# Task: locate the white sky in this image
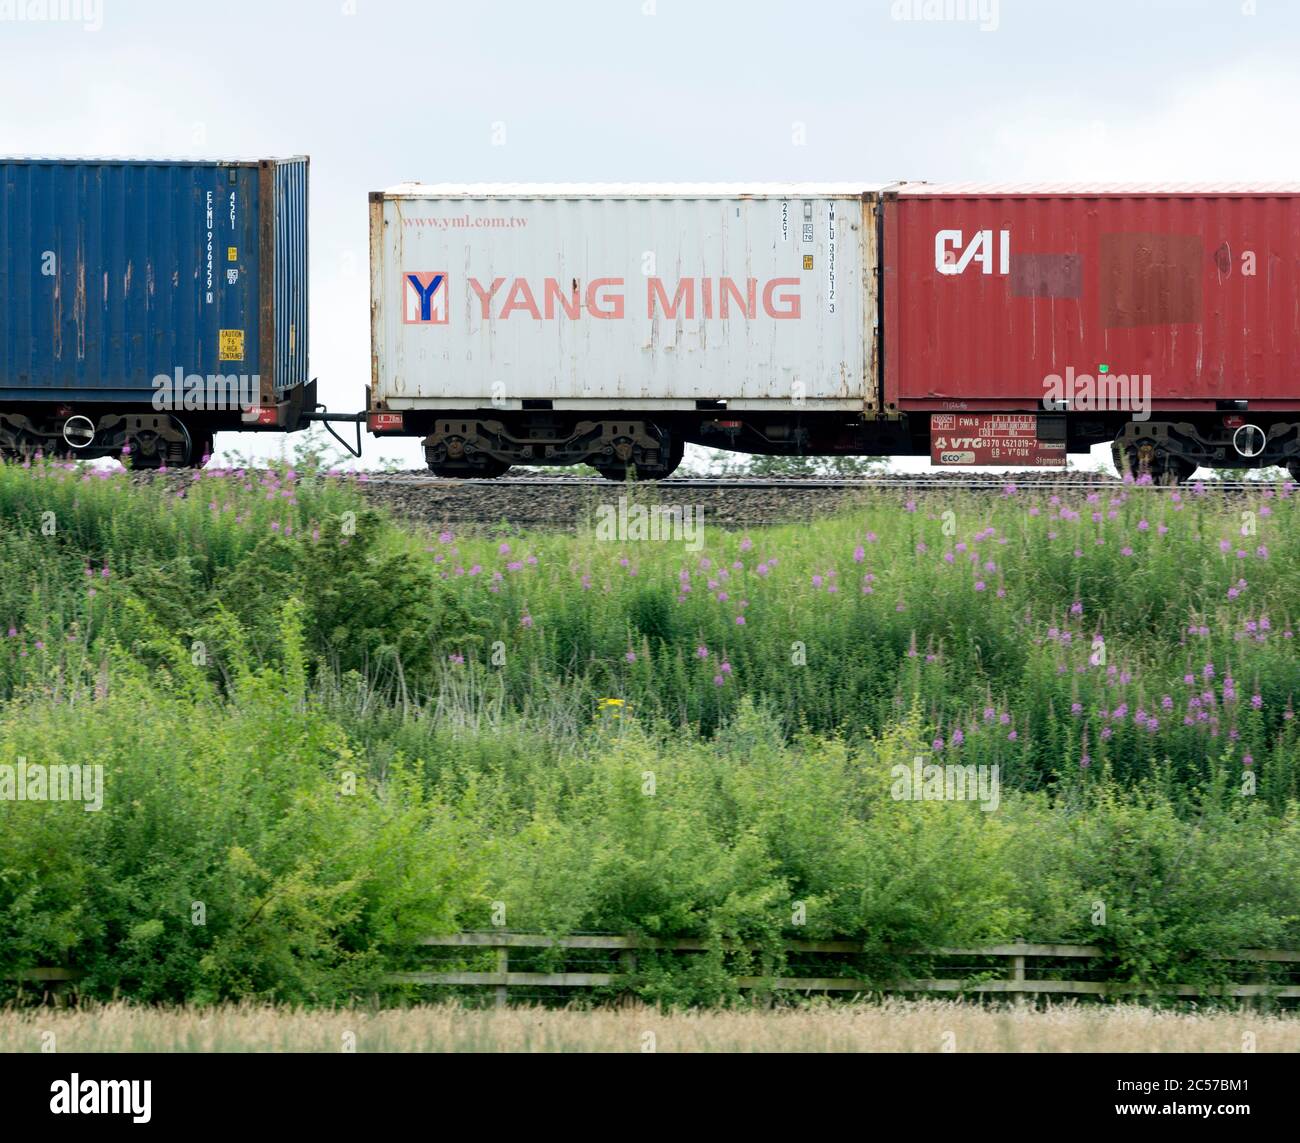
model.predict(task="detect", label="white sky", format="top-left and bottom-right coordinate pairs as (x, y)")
top-left (2, 0), bottom-right (1296, 471)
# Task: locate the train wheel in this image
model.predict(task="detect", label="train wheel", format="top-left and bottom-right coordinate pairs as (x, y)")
top-left (427, 457), bottom-right (512, 479)
top-left (123, 418), bottom-right (207, 470)
top-left (124, 431), bottom-right (168, 471)
top-left (186, 432), bottom-right (215, 469)
top-left (591, 436), bottom-right (684, 481)
top-left (1112, 440), bottom-right (1193, 484)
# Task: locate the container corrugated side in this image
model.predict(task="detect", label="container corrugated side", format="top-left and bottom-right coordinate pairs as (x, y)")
top-left (270, 157), bottom-right (309, 397)
top-left (884, 187), bottom-right (1300, 411)
top-left (0, 156), bottom-right (307, 406)
top-left (370, 187), bottom-right (878, 411)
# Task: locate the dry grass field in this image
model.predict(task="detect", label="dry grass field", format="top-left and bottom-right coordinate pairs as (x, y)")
top-left (2, 1000), bottom-right (1296, 1053)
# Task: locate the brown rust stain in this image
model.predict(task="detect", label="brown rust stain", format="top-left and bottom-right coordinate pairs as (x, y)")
top-left (1100, 232), bottom-right (1203, 328)
top-left (1213, 242), bottom-right (1232, 280)
top-left (51, 262), bottom-right (62, 359)
top-left (75, 252), bottom-right (86, 360)
top-left (1010, 253), bottom-right (1082, 299)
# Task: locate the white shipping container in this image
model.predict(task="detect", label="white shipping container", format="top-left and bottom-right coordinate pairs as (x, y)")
top-left (369, 184), bottom-right (882, 412)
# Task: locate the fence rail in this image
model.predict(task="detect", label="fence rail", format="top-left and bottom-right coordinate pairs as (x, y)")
top-left (17, 938), bottom-right (1300, 1005)
top-left (385, 934), bottom-right (1300, 1006)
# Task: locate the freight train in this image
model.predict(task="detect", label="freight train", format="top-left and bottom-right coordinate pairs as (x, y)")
top-left (5, 160), bottom-right (1299, 483)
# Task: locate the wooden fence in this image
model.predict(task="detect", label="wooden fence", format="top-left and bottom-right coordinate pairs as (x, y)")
top-left (385, 933), bottom-right (1300, 1007)
top-left (6, 967), bottom-right (81, 1004)
top-left (17, 937), bottom-right (1300, 1006)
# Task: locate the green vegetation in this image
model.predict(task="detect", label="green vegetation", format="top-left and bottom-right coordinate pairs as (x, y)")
top-left (0, 460), bottom-right (1298, 1005)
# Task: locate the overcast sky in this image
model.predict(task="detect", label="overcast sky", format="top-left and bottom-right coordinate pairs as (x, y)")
top-left (3, 0), bottom-right (1296, 470)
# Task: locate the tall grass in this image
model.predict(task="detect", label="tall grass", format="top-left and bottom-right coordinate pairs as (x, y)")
top-left (1, 461), bottom-right (1299, 1004)
top-left (1, 461), bottom-right (1296, 801)
top-left (2, 999), bottom-right (1293, 1053)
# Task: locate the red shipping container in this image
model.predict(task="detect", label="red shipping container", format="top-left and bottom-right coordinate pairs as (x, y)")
top-left (883, 184), bottom-right (1300, 414)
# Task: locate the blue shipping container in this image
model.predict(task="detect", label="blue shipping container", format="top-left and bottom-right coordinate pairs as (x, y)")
top-left (0, 156), bottom-right (308, 413)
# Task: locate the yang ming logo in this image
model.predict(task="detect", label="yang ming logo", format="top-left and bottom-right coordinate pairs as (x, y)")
top-left (404, 271), bottom-right (448, 324)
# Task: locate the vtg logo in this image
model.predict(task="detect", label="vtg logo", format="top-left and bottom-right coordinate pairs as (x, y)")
top-left (935, 230), bottom-right (1010, 276)
top-left (404, 271), bottom-right (448, 324)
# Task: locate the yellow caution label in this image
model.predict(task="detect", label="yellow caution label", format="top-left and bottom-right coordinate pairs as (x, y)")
top-left (803, 255), bottom-right (814, 270)
top-left (219, 329), bottom-right (245, 361)
top-left (227, 246), bottom-right (238, 262)
top-left (289, 324), bottom-right (296, 357)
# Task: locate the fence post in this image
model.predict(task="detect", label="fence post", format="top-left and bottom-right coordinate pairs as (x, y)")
top-left (495, 945), bottom-right (508, 1010)
top-left (619, 947), bottom-right (638, 1005)
top-left (1011, 943), bottom-right (1027, 1004)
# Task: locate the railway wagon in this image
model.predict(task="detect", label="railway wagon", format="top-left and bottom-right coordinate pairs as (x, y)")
top-left (884, 183), bottom-right (1300, 482)
top-left (367, 183), bottom-right (892, 478)
top-left (369, 181), bottom-right (1300, 481)
top-left (0, 156), bottom-right (313, 467)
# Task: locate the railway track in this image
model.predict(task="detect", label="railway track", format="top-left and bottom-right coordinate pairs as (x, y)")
top-left (342, 469), bottom-right (1292, 527)
top-left (110, 466), bottom-right (1293, 527)
top-left (359, 471), bottom-right (1286, 493)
